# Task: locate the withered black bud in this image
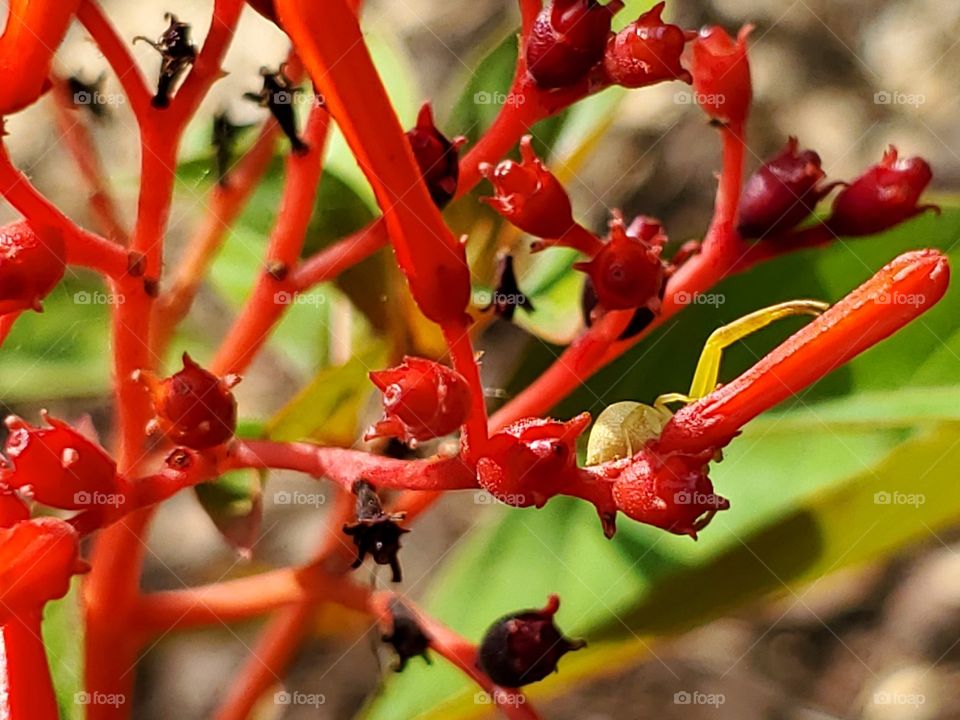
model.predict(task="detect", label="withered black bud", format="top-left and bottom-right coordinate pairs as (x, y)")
top-left (405, 103), bottom-right (462, 208)
top-left (133, 14), bottom-right (197, 108)
top-left (488, 255), bottom-right (534, 322)
top-left (244, 65), bottom-right (308, 155)
top-left (68, 74), bottom-right (109, 119)
top-left (477, 595), bottom-right (584, 688)
top-left (212, 112), bottom-right (252, 187)
top-left (581, 275), bottom-right (655, 339)
top-left (381, 599), bottom-right (431, 671)
top-left (342, 480), bottom-right (408, 582)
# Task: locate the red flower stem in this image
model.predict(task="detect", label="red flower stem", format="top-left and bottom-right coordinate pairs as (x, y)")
top-left (76, 0), bottom-right (153, 122)
top-left (0, 141), bottom-right (128, 277)
top-left (210, 489), bottom-right (356, 720)
top-left (150, 120), bottom-right (281, 356)
top-left (289, 216), bottom-right (389, 290)
top-left (0, 612), bottom-right (60, 720)
top-left (277, 0), bottom-right (471, 325)
top-left (49, 76), bottom-right (130, 245)
top-left (443, 320), bottom-right (491, 459)
top-left (210, 105), bottom-right (331, 377)
top-left (224, 439), bottom-right (478, 491)
top-left (558, 223), bottom-right (605, 256)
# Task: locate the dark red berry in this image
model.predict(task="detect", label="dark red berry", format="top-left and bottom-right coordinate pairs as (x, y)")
top-left (147, 353), bottom-right (239, 449)
top-left (602, 2), bottom-right (692, 88)
top-left (581, 276), bottom-right (656, 339)
top-left (689, 25), bottom-right (752, 125)
top-left (827, 146), bottom-right (936, 236)
top-left (738, 137), bottom-right (837, 239)
top-left (365, 357), bottom-right (471, 445)
top-left (3, 413), bottom-right (122, 512)
top-left (478, 595), bottom-right (585, 688)
top-left (0, 220), bottom-right (66, 315)
top-left (480, 136), bottom-right (576, 239)
top-left (525, 0), bottom-right (624, 89)
top-left (488, 254), bottom-right (534, 322)
top-left (342, 480), bottom-right (408, 582)
top-left (406, 103), bottom-right (463, 208)
top-left (574, 212), bottom-right (666, 314)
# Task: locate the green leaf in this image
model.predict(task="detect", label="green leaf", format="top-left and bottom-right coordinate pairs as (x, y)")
top-left (194, 470), bottom-right (264, 554)
top-left (45, 578), bottom-right (84, 720)
top-left (365, 208), bottom-right (960, 717)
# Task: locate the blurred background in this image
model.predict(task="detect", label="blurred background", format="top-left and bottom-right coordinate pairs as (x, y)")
top-left (3, 0), bottom-right (960, 718)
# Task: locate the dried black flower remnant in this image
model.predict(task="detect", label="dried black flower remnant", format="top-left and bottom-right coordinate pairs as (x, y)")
top-left (68, 74), bottom-right (109, 119)
top-left (212, 113), bottom-right (252, 186)
top-left (244, 66), bottom-right (307, 154)
top-left (134, 14), bottom-right (197, 108)
top-left (342, 480), bottom-right (408, 582)
top-left (478, 595), bottom-right (585, 687)
top-left (489, 254), bottom-right (534, 322)
top-left (381, 599), bottom-right (431, 671)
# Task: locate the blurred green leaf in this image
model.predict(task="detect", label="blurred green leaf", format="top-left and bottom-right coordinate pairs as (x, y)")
top-left (194, 470), bottom-right (264, 554)
top-left (45, 578), bottom-right (84, 720)
top-left (365, 208), bottom-right (960, 718)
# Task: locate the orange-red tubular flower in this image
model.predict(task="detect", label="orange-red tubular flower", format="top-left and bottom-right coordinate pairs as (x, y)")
top-left (0, 517), bottom-right (85, 720)
top-left (0, 0), bottom-right (82, 115)
top-left (689, 25), bottom-right (752, 126)
top-left (658, 249), bottom-right (950, 454)
top-left (274, 0), bottom-right (471, 325)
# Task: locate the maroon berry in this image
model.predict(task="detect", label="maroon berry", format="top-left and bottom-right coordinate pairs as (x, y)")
top-left (738, 137), bottom-right (835, 239)
top-left (525, 0), bottom-right (624, 89)
top-left (827, 146), bottom-right (936, 236)
top-left (478, 595), bottom-right (585, 687)
top-left (406, 103), bottom-right (463, 208)
top-left (602, 2), bottom-right (692, 88)
top-left (148, 353), bottom-right (239, 449)
top-left (381, 599), bottom-right (431, 671)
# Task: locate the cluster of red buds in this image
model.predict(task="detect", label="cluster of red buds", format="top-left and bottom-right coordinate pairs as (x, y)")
top-left (525, 1), bottom-right (692, 91)
top-left (739, 140), bottom-right (936, 239)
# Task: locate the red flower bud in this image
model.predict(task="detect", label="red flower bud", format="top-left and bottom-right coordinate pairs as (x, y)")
top-left (738, 137), bottom-right (836, 239)
top-left (0, 220), bottom-right (66, 315)
top-left (602, 2), bottom-right (692, 88)
top-left (145, 353), bottom-right (239, 449)
top-left (610, 446), bottom-right (728, 537)
top-left (480, 136), bottom-right (575, 239)
top-left (573, 212), bottom-right (666, 313)
top-left (3, 413), bottom-right (123, 513)
top-left (477, 413), bottom-right (590, 508)
top-left (0, 517), bottom-right (83, 619)
top-left (827, 147), bottom-right (936, 236)
top-left (689, 25), bottom-right (752, 125)
top-left (365, 357), bottom-right (472, 445)
top-left (406, 103), bottom-right (464, 209)
top-left (0, 486), bottom-right (29, 528)
top-left (478, 595), bottom-right (585, 687)
top-left (525, 0), bottom-right (624, 89)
